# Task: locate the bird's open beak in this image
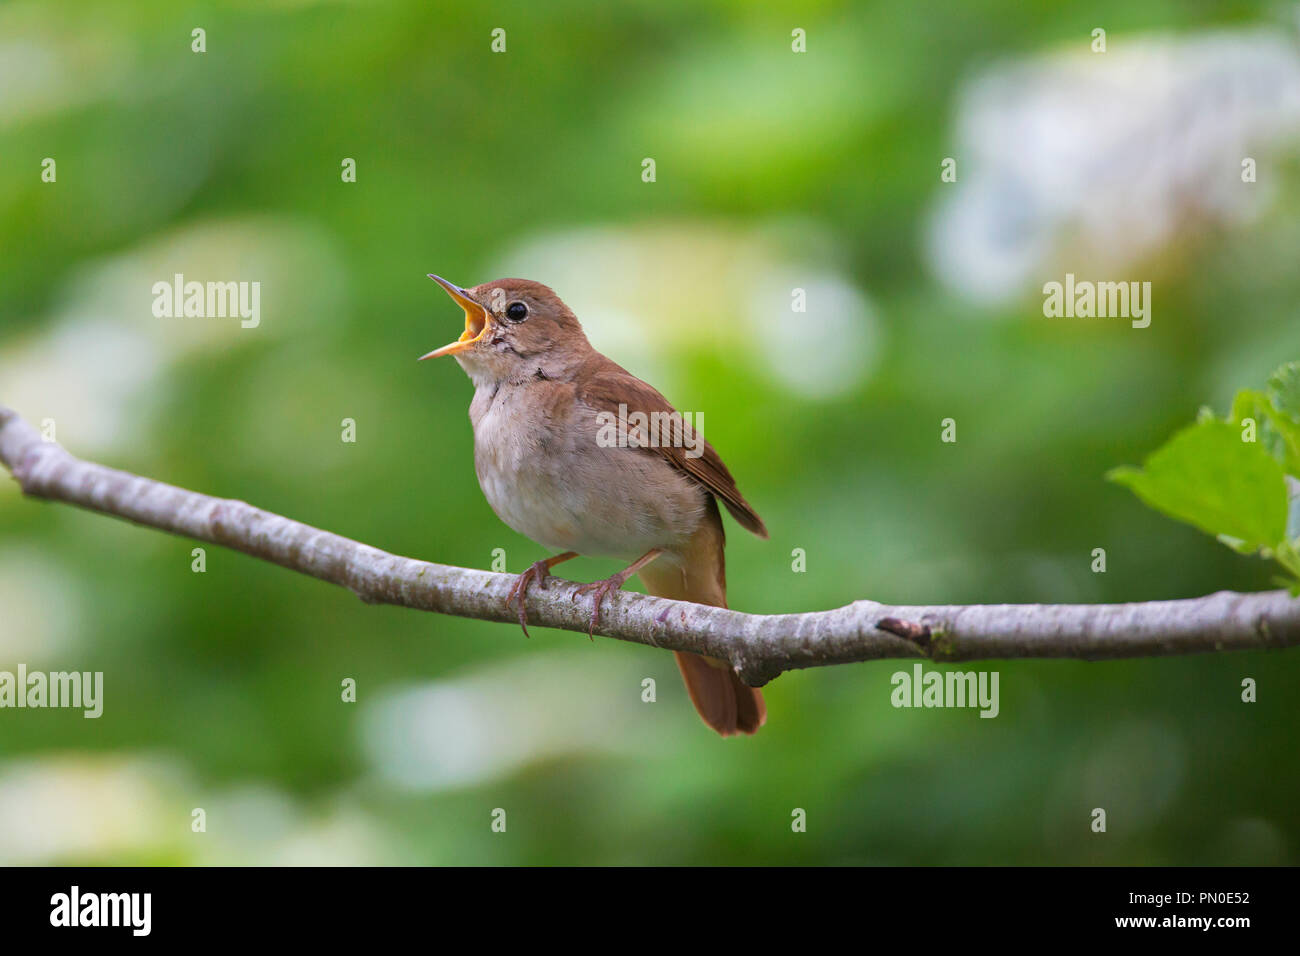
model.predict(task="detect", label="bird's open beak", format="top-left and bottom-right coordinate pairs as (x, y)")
top-left (419, 274), bottom-right (490, 360)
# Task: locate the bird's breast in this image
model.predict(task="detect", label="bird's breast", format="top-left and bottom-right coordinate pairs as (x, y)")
top-left (468, 383), bottom-right (707, 559)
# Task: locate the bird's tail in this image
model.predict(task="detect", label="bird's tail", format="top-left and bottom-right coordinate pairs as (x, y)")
top-left (637, 499), bottom-right (766, 736)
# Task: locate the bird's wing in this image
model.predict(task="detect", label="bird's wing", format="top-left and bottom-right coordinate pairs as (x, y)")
top-left (576, 355), bottom-right (769, 539)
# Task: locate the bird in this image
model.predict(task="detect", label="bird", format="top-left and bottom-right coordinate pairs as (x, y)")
top-left (419, 274), bottom-right (769, 736)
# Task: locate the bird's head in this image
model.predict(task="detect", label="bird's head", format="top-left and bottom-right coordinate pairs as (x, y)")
top-left (420, 275), bottom-right (591, 384)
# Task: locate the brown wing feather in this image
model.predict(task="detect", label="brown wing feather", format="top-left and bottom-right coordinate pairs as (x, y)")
top-left (576, 354), bottom-right (769, 539)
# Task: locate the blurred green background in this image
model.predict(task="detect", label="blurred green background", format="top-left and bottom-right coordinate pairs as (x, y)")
top-left (2, 0), bottom-right (1298, 865)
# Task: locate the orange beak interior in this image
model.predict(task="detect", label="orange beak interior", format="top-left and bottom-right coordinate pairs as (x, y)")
top-left (419, 274), bottom-right (490, 360)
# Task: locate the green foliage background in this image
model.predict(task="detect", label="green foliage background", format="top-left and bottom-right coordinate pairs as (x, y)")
top-left (0, 0), bottom-right (1297, 864)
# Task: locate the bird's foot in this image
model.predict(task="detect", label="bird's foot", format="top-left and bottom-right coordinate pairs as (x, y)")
top-left (507, 559), bottom-right (555, 638)
top-left (570, 549), bottom-right (663, 639)
top-left (572, 574), bottom-right (632, 638)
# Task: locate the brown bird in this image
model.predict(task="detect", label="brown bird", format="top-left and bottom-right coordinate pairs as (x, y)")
top-left (420, 274), bottom-right (769, 736)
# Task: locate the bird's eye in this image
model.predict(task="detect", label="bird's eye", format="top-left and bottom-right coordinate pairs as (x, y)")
top-left (505, 301), bottom-right (528, 322)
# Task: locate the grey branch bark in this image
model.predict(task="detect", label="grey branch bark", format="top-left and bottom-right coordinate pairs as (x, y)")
top-left (2, 405), bottom-right (1298, 686)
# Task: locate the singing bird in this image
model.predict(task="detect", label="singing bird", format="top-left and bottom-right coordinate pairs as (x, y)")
top-left (420, 274), bottom-right (769, 736)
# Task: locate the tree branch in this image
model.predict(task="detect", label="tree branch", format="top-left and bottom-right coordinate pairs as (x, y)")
top-left (2, 405), bottom-right (1297, 686)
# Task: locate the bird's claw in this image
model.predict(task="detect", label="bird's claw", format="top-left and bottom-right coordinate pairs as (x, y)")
top-left (507, 560), bottom-right (553, 638)
top-left (572, 576), bottom-right (626, 638)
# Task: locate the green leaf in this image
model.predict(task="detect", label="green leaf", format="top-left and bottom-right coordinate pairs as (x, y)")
top-left (1229, 388), bottom-right (1270, 425)
top-left (1107, 421), bottom-right (1288, 551)
top-left (1263, 363), bottom-right (1300, 477)
top-left (1227, 386), bottom-right (1300, 478)
top-left (1288, 476), bottom-right (1300, 544)
top-left (1268, 362), bottom-right (1300, 421)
